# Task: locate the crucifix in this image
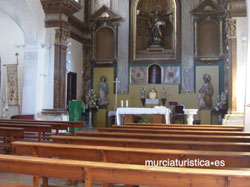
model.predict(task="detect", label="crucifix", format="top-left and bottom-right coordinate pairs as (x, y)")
top-left (113, 77), bottom-right (120, 109)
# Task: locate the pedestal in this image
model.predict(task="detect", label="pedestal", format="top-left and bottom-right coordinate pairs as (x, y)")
top-left (183, 109), bottom-right (198, 125)
top-left (200, 110), bottom-right (212, 124)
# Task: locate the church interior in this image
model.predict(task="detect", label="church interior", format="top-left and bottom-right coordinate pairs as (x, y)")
top-left (1, 0), bottom-right (250, 186)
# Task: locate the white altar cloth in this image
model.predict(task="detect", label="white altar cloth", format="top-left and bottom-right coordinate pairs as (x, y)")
top-left (116, 106), bottom-right (171, 125)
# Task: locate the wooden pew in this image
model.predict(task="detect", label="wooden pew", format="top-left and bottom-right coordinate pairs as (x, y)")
top-left (0, 127), bottom-right (24, 153)
top-left (0, 183), bottom-right (31, 187)
top-left (110, 125), bottom-right (243, 131)
top-left (0, 119), bottom-right (83, 135)
top-left (98, 128), bottom-right (250, 136)
top-left (77, 131), bottom-right (250, 143)
top-left (12, 141), bottom-right (250, 169)
top-left (51, 135), bottom-right (250, 152)
top-left (1, 154), bottom-right (250, 187)
top-left (125, 123), bottom-right (244, 129)
top-left (99, 127), bottom-right (243, 134)
top-left (0, 124), bottom-right (51, 142)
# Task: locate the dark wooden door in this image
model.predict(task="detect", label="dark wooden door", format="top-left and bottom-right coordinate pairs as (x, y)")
top-left (67, 72), bottom-right (77, 106)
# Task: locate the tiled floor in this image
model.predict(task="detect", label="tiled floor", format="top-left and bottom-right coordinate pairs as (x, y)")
top-left (0, 173), bottom-right (102, 186)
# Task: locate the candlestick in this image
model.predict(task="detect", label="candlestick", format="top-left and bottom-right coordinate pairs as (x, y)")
top-left (121, 100), bottom-right (124, 107)
top-left (126, 100), bottom-right (128, 107)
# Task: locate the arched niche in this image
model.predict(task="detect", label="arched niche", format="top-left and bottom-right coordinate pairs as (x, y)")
top-left (130, 0), bottom-right (181, 63)
top-left (95, 27), bottom-right (114, 60)
top-left (191, 0), bottom-right (225, 63)
top-left (197, 19), bottom-right (220, 57)
top-left (148, 64), bottom-right (162, 84)
top-left (90, 5), bottom-right (122, 65)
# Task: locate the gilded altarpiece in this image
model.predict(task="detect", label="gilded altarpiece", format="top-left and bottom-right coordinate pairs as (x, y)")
top-left (131, 0), bottom-right (181, 63)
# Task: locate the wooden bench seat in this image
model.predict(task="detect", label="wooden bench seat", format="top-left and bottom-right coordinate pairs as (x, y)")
top-left (12, 141), bottom-right (250, 169)
top-left (99, 127), bottom-right (243, 135)
top-left (0, 183), bottom-right (31, 187)
top-left (77, 131), bottom-right (250, 142)
top-left (51, 135), bottom-right (250, 152)
top-left (0, 121), bottom-right (67, 135)
top-left (0, 127), bottom-right (24, 153)
top-left (98, 128), bottom-right (250, 136)
top-left (110, 125), bottom-right (243, 131)
top-left (125, 123), bottom-right (244, 129)
top-left (0, 119), bottom-right (83, 135)
top-left (0, 124), bottom-right (51, 142)
top-left (1, 154), bottom-right (250, 187)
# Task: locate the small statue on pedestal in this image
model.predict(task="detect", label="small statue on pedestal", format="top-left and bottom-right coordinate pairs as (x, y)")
top-left (161, 87), bottom-right (167, 106)
top-left (141, 88), bottom-right (146, 107)
top-left (198, 74), bottom-right (213, 110)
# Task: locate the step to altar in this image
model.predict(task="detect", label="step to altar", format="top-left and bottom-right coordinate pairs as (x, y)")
top-left (222, 112), bottom-right (244, 126)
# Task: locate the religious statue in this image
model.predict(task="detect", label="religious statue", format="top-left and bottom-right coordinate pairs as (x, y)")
top-left (147, 8), bottom-right (172, 47)
top-left (198, 74), bottom-right (213, 110)
top-left (140, 88), bottom-right (146, 107)
top-left (161, 87), bottom-right (166, 106)
top-left (148, 12), bottom-right (166, 46)
top-left (98, 76), bottom-right (109, 108)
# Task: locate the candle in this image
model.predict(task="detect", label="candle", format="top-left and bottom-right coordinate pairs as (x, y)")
top-left (121, 100), bottom-right (124, 107)
top-left (126, 100), bottom-right (128, 107)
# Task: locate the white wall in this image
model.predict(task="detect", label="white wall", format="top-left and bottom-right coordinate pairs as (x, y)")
top-left (67, 39), bottom-right (83, 101)
top-left (0, 10), bottom-right (25, 117)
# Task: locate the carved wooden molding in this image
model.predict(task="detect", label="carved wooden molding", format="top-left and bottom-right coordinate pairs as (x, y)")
top-left (89, 5), bottom-right (122, 23)
top-left (90, 6), bottom-right (122, 65)
top-left (191, 0), bottom-right (225, 63)
top-left (191, 0), bottom-right (225, 17)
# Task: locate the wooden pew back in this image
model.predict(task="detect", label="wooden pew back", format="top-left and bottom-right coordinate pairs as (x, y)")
top-left (1, 154), bottom-right (250, 187)
top-left (51, 135), bottom-right (250, 152)
top-left (12, 141), bottom-right (250, 169)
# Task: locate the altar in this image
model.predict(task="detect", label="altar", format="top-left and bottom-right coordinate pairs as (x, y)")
top-left (116, 106), bottom-right (171, 125)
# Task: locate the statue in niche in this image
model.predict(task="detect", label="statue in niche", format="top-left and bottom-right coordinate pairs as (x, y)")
top-left (198, 74), bottom-right (213, 110)
top-left (148, 10), bottom-right (166, 46)
top-left (98, 76), bottom-right (109, 108)
top-left (138, 5), bottom-right (173, 48)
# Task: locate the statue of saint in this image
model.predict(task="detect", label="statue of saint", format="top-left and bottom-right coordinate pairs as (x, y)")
top-left (98, 76), bottom-right (109, 108)
top-left (148, 10), bottom-right (166, 46)
top-left (141, 88), bottom-right (145, 99)
top-left (198, 74), bottom-right (213, 110)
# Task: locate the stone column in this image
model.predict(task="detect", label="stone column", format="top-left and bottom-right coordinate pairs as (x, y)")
top-left (53, 28), bottom-right (69, 109)
top-left (114, 0), bottom-right (129, 93)
top-left (181, 0), bottom-right (196, 91)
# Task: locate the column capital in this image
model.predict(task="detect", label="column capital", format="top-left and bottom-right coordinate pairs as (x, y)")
top-left (226, 18), bottom-right (237, 39)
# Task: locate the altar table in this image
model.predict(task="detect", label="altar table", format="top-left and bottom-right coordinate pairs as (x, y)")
top-left (116, 106), bottom-right (171, 125)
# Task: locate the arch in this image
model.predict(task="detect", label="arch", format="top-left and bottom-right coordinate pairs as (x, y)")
top-left (197, 19), bottom-right (220, 57)
top-left (148, 64), bottom-right (162, 84)
top-left (0, 0), bottom-right (38, 45)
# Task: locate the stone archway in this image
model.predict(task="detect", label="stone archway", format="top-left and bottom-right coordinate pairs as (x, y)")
top-left (0, 0), bottom-right (40, 116)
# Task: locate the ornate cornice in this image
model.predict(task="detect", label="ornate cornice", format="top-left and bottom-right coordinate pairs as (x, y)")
top-left (41, 0), bottom-right (82, 17)
top-left (89, 5), bottom-right (122, 23)
top-left (191, 0), bottom-right (225, 16)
